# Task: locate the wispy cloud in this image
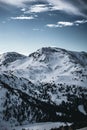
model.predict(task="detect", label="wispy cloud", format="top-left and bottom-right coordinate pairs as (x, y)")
top-left (0, 0), bottom-right (87, 17)
top-left (48, 0), bottom-right (87, 17)
top-left (33, 28), bottom-right (45, 31)
top-left (2, 21), bottom-right (6, 24)
top-left (46, 19), bottom-right (87, 28)
top-left (23, 0), bottom-right (84, 16)
top-left (75, 19), bottom-right (87, 24)
top-left (0, 0), bottom-right (35, 7)
top-left (11, 16), bottom-right (34, 20)
top-left (33, 28), bottom-right (40, 31)
top-left (0, 0), bottom-right (24, 7)
top-left (48, 0), bottom-right (81, 16)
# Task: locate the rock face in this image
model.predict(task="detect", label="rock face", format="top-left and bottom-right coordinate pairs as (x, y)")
top-left (0, 47), bottom-right (87, 127)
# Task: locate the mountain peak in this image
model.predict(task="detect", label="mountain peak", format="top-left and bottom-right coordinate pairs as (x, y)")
top-left (29, 47), bottom-right (67, 60)
top-left (36, 47), bottom-right (67, 54)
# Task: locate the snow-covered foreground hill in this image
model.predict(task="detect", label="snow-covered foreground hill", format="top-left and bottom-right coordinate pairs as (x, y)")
top-left (77, 127), bottom-right (87, 130)
top-left (0, 47), bottom-right (87, 129)
top-left (13, 122), bottom-right (70, 130)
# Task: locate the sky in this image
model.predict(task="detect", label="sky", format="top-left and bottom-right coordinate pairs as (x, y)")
top-left (0, 0), bottom-right (87, 55)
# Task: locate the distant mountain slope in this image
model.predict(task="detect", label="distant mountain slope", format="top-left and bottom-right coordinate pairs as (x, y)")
top-left (0, 52), bottom-right (26, 66)
top-left (0, 47), bottom-right (87, 129)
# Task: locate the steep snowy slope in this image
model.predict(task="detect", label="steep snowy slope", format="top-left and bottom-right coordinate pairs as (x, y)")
top-left (0, 47), bottom-right (87, 129)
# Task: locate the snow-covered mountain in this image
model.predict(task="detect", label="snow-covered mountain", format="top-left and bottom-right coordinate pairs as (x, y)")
top-left (0, 47), bottom-right (87, 129)
top-left (0, 47), bottom-right (87, 86)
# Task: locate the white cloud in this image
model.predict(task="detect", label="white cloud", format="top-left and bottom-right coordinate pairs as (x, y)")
top-left (57, 21), bottom-right (74, 27)
top-left (21, 8), bottom-right (26, 12)
top-left (46, 24), bottom-right (59, 28)
top-left (75, 19), bottom-right (87, 24)
top-left (26, 4), bottom-right (49, 13)
top-left (11, 16), bottom-right (34, 20)
top-left (46, 19), bottom-right (87, 28)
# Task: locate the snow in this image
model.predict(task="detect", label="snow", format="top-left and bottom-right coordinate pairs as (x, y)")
top-left (56, 112), bottom-right (62, 116)
top-left (0, 85), bottom-right (7, 111)
top-left (78, 105), bottom-right (87, 115)
top-left (13, 122), bottom-right (71, 130)
top-left (77, 127), bottom-right (87, 130)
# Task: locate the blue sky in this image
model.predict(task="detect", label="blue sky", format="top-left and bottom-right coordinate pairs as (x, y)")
top-left (0, 0), bottom-right (87, 55)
